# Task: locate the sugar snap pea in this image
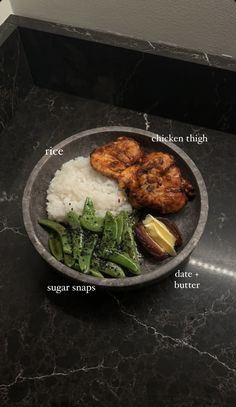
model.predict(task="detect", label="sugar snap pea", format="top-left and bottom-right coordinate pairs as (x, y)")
top-left (67, 210), bottom-right (84, 265)
top-left (122, 215), bottom-right (140, 269)
top-left (48, 233), bottom-right (63, 262)
top-left (64, 230), bottom-right (75, 267)
top-left (100, 212), bottom-right (140, 274)
top-left (128, 210), bottom-right (140, 227)
top-left (72, 230), bottom-right (84, 262)
top-left (39, 199), bottom-right (142, 278)
top-left (79, 233), bottom-right (98, 274)
top-left (73, 262), bottom-right (81, 271)
top-left (67, 210), bottom-right (80, 229)
top-left (91, 257), bottom-right (125, 278)
top-left (102, 261), bottom-right (125, 278)
top-left (80, 198), bottom-right (104, 232)
top-left (89, 269), bottom-right (104, 278)
top-left (38, 218), bottom-right (72, 255)
top-left (80, 215), bottom-right (104, 232)
top-left (116, 212), bottom-right (124, 246)
top-left (106, 250), bottom-right (140, 275)
top-left (99, 211), bottom-right (117, 255)
top-left (83, 197), bottom-right (95, 216)
top-left (64, 253), bottom-right (75, 267)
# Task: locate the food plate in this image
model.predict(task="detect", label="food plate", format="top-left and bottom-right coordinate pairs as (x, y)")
top-left (22, 126), bottom-right (208, 290)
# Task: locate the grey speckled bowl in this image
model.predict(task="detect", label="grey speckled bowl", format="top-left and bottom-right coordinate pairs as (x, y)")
top-left (22, 126), bottom-right (208, 290)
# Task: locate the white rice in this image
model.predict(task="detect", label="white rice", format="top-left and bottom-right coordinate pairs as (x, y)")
top-left (46, 156), bottom-right (132, 222)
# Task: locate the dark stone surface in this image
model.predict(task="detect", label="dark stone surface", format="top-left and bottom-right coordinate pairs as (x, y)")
top-left (0, 87), bottom-right (236, 406)
top-left (0, 28), bottom-right (33, 134)
top-left (18, 26), bottom-right (236, 135)
top-left (2, 15), bottom-right (236, 135)
top-left (9, 15), bottom-right (236, 73)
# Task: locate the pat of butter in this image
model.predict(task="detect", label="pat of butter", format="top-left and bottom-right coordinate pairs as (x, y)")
top-left (143, 215), bottom-right (176, 246)
top-left (143, 215), bottom-right (177, 256)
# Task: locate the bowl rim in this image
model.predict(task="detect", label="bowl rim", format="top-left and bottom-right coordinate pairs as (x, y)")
top-left (22, 126), bottom-right (208, 288)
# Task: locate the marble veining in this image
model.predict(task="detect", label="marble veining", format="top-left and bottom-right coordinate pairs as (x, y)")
top-left (1, 15), bottom-right (236, 406)
top-left (143, 113), bottom-right (150, 131)
top-left (8, 15), bottom-right (236, 73)
top-left (110, 293), bottom-right (236, 374)
top-left (1, 15), bottom-right (235, 134)
top-left (0, 87), bottom-right (236, 406)
top-left (0, 217), bottom-right (26, 237)
top-left (16, 24), bottom-right (236, 134)
top-left (0, 192), bottom-right (18, 202)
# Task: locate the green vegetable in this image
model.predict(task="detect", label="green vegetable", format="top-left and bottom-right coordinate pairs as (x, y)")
top-left (116, 212), bottom-right (124, 246)
top-left (89, 269), bottom-right (104, 278)
top-left (80, 198), bottom-right (104, 232)
top-left (102, 261), bottom-right (125, 278)
top-left (48, 233), bottom-right (63, 261)
top-left (39, 218), bottom-right (72, 255)
top-left (79, 233), bottom-right (98, 274)
top-left (128, 210), bottom-right (140, 227)
top-left (64, 253), bottom-right (75, 267)
top-left (39, 200), bottom-right (141, 279)
top-left (80, 215), bottom-right (104, 232)
top-left (66, 210), bottom-right (84, 268)
top-left (64, 230), bottom-right (75, 267)
top-left (97, 209), bottom-right (140, 275)
top-left (82, 197), bottom-right (95, 216)
top-left (99, 211), bottom-right (118, 255)
top-left (91, 257), bottom-right (125, 278)
top-left (73, 262), bottom-right (81, 271)
top-left (67, 210), bottom-right (80, 229)
top-left (122, 214), bottom-right (140, 268)
top-left (72, 230), bottom-right (84, 262)
top-left (106, 251), bottom-right (140, 275)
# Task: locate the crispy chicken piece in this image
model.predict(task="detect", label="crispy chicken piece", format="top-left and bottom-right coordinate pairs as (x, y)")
top-left (119, 152), bottom-right (194, 213)
top-left (142, 151), bottom-right (175, 173)
top-left (90, 137), bottom-right (143, 180)
top-left (90, 139), bottom-right (194, 214)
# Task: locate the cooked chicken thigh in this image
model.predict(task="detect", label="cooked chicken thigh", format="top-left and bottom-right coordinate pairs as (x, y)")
top-left (90, 136), bottom-right (143, 180)
top-left (90, 138), bottom-right (194, 214)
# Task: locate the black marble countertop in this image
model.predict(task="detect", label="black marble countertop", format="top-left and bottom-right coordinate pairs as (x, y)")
top-left (1, 86), bottom-right (236, 406)
top-left (6, 15), bottom-right (236, 73)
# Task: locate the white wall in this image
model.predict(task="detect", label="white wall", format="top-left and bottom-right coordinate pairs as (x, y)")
top-left (0, 0), bottom-right (13, 25)
top-left (9, 0), bottom-right (236, 58)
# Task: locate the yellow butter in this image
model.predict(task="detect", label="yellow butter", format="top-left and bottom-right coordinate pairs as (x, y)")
top-left (143, 215), bottom-right (177, 256)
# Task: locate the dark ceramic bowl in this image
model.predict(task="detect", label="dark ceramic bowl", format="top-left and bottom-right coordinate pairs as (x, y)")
top-left (22, 126), bottom-right (208, 290)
